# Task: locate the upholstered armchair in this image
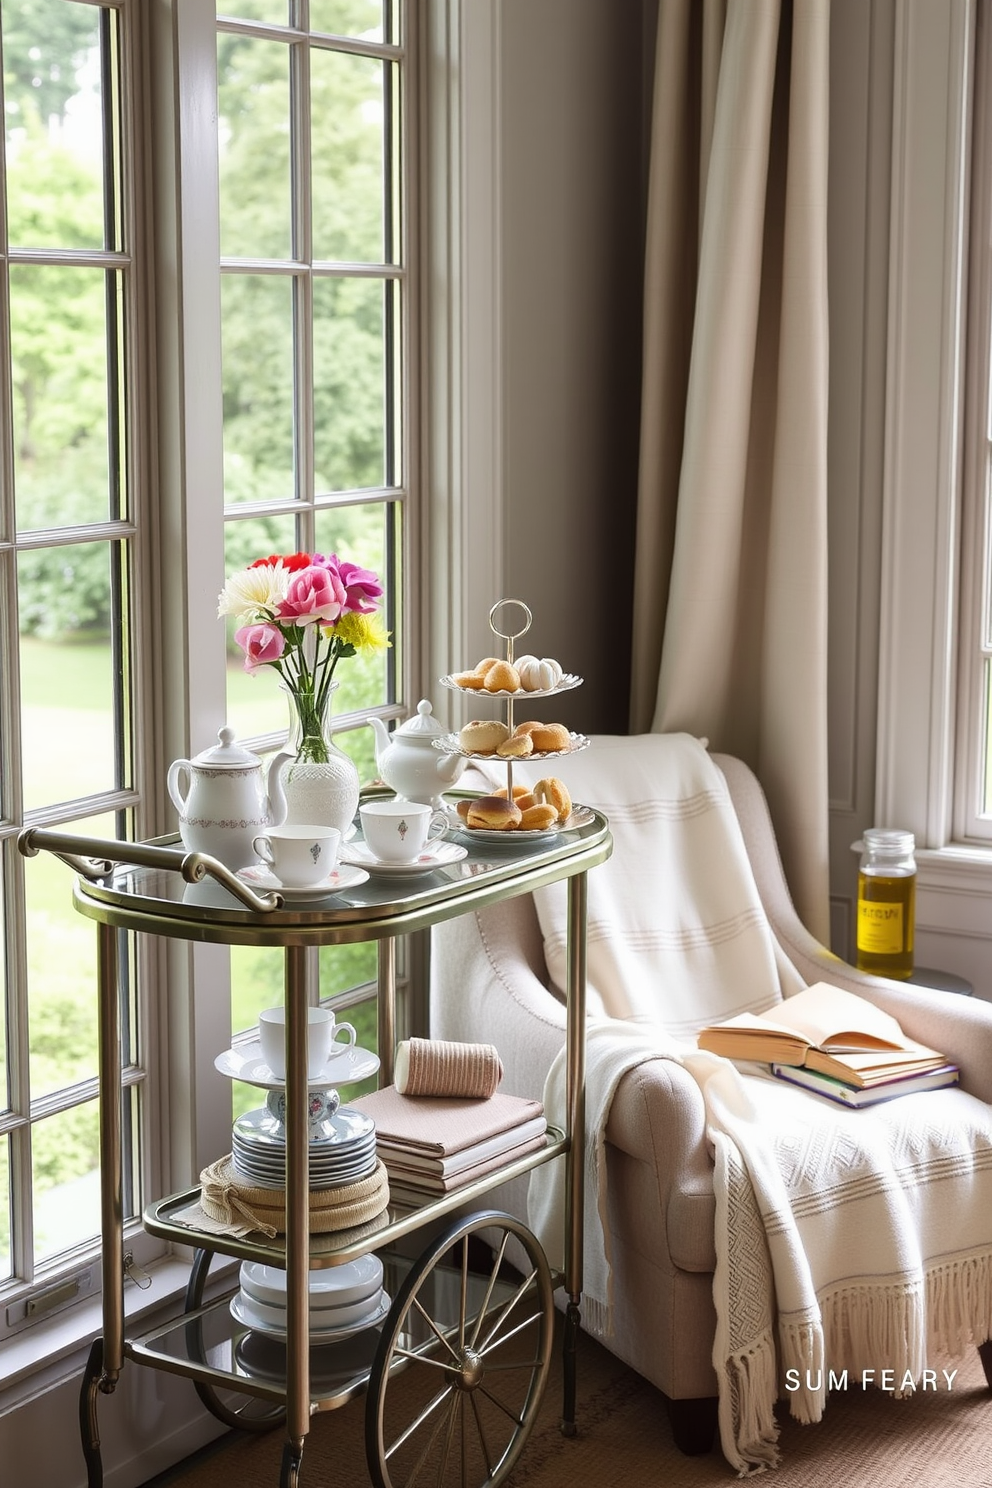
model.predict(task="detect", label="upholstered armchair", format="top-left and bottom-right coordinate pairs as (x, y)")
top-left (429, 740), bottom-right (992, 1455)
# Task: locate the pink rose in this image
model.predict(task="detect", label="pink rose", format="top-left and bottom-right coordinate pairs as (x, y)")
top-left (327, 554), bottom-right (383, 613)
top-left (235, 622), bottom-right (286, 671)
top-left (276, 563), bottom-right (346, 625)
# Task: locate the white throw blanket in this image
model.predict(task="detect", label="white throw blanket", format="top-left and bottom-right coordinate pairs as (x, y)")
top-left (525, 734), bottom-right (992, 1473)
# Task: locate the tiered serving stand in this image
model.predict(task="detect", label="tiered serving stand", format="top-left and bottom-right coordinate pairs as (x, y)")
top-left (17, 607), bottom-right (610, 1488)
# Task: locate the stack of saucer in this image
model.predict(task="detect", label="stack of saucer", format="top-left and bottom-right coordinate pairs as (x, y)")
top-left (231, 1099), bottom-right (377, 1192)
top-left (231, 1255), bottom-right (390, 1342)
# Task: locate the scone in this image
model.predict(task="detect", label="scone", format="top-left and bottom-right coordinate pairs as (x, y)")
top-left (483, 659), bottom-right (521, 693)
top-left (496, 732), bottom-right (534, 758)
top-left (534, 776), bottom-right (572, 823)
top-left (530, 722), bottom-right (572, 753)
top-left (458, 719), bottom-right (510, 754)
top-left (519, 803), bottom-right (557, 830)
top-left (465, 795), bottom-right (522, 831)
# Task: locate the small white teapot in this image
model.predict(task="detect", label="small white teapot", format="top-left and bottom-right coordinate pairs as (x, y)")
top-left (367, 700), bottom-right (467, 807)
top-left (167, 727), bottom-right (291, 871)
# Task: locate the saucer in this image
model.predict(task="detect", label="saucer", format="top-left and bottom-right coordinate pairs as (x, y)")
top-left (236, 863), bottom-right (370, 898)
top-left (214, 1038), bottom-right (380, 1090)
top-left (230, 1288), bottom-right (391, 1342)
top-left (339, 840), bottom-right (468, 877)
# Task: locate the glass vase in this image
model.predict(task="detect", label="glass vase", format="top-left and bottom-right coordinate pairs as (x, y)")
top-left (277, 680), bottom-right (361, 837)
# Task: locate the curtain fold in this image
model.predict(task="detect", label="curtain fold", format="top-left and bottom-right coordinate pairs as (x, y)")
top-left (632, 0), bottom-right (830, 942)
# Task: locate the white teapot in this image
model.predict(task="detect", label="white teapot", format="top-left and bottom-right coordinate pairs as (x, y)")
top-left (167, 727), bottom-right (291, 871)
top-left (367, 700), bottom-right (467, 807)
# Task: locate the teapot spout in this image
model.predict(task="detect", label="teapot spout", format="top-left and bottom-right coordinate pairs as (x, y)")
top-left (437, 752), bottom-right (467, 787)
top-left (266, 750), bottom-right (292, 826)
top-left (367, 715), bottom-right (391, 773)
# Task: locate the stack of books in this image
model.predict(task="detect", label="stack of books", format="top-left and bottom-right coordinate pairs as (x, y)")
top-left (696, 981), bottom-right (960, 1108)
top-left (351, 1085), bottom-right (548, 1203)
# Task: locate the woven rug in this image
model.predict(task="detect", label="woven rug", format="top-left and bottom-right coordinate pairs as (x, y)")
top-left (145, 1319), bottom-right (992, 1488)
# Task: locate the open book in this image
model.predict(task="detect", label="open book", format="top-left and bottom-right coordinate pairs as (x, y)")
top-left (696, 982), bottom-right (951, 1088)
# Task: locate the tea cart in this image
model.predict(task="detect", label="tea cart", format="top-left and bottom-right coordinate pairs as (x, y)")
top-left (18, 804), bottom-right (611, 1488)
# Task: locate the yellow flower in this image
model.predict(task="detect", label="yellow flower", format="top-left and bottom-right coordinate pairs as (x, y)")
top-left (328, 609), bottom-right (391, 655)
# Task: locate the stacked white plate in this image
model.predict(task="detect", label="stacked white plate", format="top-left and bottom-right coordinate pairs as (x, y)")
top-left (231, 1255), bottom-right (390, 1342)
top-left (231, 1102), bottom-right (377, 1191)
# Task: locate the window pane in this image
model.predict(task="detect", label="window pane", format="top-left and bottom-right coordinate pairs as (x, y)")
top-left (18, 548), bottom-right (121, 809)
top-left (222, 274), bottom-right (296, 503)
top-left (223, 516), bottom-right (298, 743)
top-left (218, 1), bottom-right (288, 23)
top-left (218, 35), bottom-right (292, 262)
top-left (10, 265), bottom-right (114, 531)
top-left (32, 1101), bottom-right (100, 1265)
top-left (313, 276), bottom-right (387, 492)
top-left (0, 1136), bottom-right (9, 1281)
top-left (310, 0), bottom-right (384, 43)
top-left (314, 502), bottom-right (393, 721)
top-left (0, 855), bottom-right (7, 1112)
top-left (311, 50), bottom-right (386, 264)
top-left (3, 0), bottom-right (104, 252)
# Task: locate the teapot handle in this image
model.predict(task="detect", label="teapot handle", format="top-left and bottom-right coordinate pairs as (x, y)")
top-left (167, 758), bottom-right (191, 816)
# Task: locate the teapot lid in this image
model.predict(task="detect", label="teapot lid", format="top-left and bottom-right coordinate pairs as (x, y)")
top-left (192, 726), bottom-right (260, 768)
top-left (394, 699), bottom-right (446, 740)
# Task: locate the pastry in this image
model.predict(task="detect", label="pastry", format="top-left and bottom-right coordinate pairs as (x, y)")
top-left (496, 732), bottom-right (534, 758)
top-left (494, 784), bottom-right (531, 802)
top-left (473, 656), bottom-right (502, 676)
top-left (452, 670), bottom-right (486, 689)
top-left (534, 776), bottom-right (572, 823)
top-left (512, 720), bottom-right (544, 737)
top-left (483, 659), bottom-right (521, 693)
top-left (530, 723), bottom-right (572, 753)
top-left (519, 803), bottom-right (557, 831)
top-left (456, 799), bottom-right (472, 820)
top-left (515, 655), bottom-right (564, 692)
top-left (465, 795), bottom-right (522, 831)
top-left (458, 719), bottom-right (510, 754)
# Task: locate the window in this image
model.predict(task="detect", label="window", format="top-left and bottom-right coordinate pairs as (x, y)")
top-left (957, 3), bottom-right (992, 843)
top-left (0, 0), bottom-right (150, 1335)
top-left (213, 0), bottom-right (410, 1108)
top-left (0, 0), bottom-right (414, 1345)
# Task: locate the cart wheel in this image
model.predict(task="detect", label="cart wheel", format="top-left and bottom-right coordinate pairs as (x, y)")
top-left (183, 1248), bottom-right (287, 1432)
top-left (366, 1210), bottom-right (554, 1488)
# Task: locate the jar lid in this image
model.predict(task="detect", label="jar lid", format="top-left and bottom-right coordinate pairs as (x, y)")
top-left (393, 699), bottom-right (446, 740)
top-left (862, 827), bottom-right (915, 856)
top-left (191, 726), bottom-right (260, 769)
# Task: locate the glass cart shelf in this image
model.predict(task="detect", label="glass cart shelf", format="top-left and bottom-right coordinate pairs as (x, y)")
top-left (19, 804), bottom-right (609, 1488)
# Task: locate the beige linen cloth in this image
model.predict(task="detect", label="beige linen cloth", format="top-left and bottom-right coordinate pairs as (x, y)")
top-left (524, 734), bottom-right (992, 1473)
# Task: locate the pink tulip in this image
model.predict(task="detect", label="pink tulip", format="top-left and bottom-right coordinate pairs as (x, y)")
top-left (276, 563), bottom-right (347, 625)
top-left (235, 622), bottom-right (286, 671)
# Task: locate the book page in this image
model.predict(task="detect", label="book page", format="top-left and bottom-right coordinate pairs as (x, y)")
top-left (768, 982), bottom-right (907, 1051)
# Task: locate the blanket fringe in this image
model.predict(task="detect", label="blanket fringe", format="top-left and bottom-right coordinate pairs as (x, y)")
top-left (926, 1250), bottom-right (992, 1356)
top-left (719, 1328), bottom-right (782, 1476)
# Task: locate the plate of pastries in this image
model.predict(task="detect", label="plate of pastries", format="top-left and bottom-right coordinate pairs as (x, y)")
top-left (438, 718), bottom-right (590, 761)
top-left (440, 653), bottom-right (581, 698)
top-left (450, 778), bottom-right (594, 843)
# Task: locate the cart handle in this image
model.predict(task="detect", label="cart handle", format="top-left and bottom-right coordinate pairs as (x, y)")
top-left (16, 828), bottom-right (280, 912)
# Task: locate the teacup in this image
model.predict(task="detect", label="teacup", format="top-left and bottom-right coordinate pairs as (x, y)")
top-left (359, 798), bottom-right (449, 863)
top-left (251, 824), bottom-right (341, 887)
top-left (258, 1005), bottom-right (357, 1080)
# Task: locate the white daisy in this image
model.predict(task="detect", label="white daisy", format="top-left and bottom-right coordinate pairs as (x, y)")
top-left (217, 561), bottom-right (290, 622)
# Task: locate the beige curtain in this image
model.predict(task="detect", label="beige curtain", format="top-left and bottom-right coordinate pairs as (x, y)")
top-left (632, 0), bottom-right (830, 942)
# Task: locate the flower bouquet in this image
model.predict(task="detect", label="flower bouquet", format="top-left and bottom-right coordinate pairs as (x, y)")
top-left (218, 550), bottom-right (390, 764)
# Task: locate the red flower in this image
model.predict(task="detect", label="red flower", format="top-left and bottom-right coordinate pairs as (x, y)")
top-left (249, 552), bottom-right (312, 572)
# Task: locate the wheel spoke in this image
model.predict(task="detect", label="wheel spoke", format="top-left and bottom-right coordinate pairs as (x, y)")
top-left (397, 1394), bottom-right (457, 1488)
top-left (479, 1311), bottom-right (544, 1357)
top-left (385, 1383), bottom-right (454, 1464)
top-left (468, 1232), bottom-right (511, 1350)
top-left (435, 1388), bottom-right (460, 1488)
top-left (391, 1345), bottom-right (459, 1373)
top-left (412, 1293), bottom-right (462, 1362)
top-left (477, 1269), bottom-right (538, 1353)
top-left (459, 1238), bottom-right (469, 1351)
top-left (469, 1387), bottom-right (497, 1478)
top-left (478, 1384), bottom-right (526, 1428)
top-left (479, 1356), bottom-right (544, 1373)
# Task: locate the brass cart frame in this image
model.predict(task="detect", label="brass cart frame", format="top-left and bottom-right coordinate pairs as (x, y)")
top-left (18, 813), bottom-right (611, 1488)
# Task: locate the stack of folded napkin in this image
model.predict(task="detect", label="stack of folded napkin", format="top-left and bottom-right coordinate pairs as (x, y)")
top-left (352, 1083), bottom-right (546, 1204)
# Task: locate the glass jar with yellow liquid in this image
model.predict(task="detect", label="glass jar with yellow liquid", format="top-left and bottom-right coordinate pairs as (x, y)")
top-left (856, 828), bottom-right (916, 979)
